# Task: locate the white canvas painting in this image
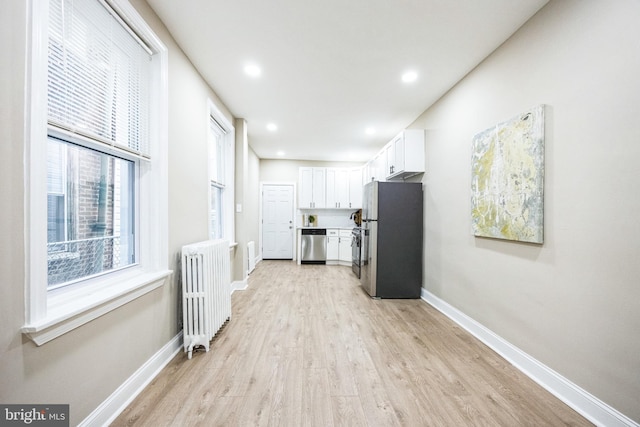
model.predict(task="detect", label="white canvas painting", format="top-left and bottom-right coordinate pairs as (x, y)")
top-left (471, 105), bottom-right (545, 243)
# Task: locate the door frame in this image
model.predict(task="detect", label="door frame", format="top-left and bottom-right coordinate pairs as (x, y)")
top-left (260, 181), bottom-right (297, 261)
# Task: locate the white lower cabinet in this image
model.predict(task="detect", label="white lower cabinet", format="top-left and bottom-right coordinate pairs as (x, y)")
top-left (327, 230), bottom-right (340, 261)
top-left (327, 229), bottom-right (352, 265)
top-left (339, 230), bottom-right (352, 263)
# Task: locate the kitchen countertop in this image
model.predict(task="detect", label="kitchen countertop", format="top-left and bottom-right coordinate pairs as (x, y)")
top-left (297, 226), bottom-right (356, 230)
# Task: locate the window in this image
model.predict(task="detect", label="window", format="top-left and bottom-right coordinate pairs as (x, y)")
top-left (47, 141), bottom-right (67, 246)
top-left (23, 0), bottom-right (170, 345)
top-left (207, 102), bottom-right (235, 242)
top-left (209, 117), bottom-right (226, 240)
top-left (210, 183), bottom-right (223, 240)
top-left (46, 0), bottom-right (147, 287)
top-left (47, 136), bottom-right (135, 289)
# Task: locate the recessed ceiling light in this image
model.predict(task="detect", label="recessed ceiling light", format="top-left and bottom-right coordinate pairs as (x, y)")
top-left (365, 127), bottom-right (376, 135)
top-left (276, 150), bottom-right (285, 156)
top-left (244, 63), bottom-right (261, 78)
top-left (267, 123), bottom-right (278, 131)
top-left (402, 70), bottom-right (418, 83)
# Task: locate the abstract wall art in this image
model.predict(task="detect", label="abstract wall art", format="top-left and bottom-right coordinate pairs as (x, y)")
top-left (471, 105), bottom-right (545, 244)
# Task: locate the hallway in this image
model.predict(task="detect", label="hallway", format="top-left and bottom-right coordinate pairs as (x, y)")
top-left (113, 261), bottom-right (590, 426)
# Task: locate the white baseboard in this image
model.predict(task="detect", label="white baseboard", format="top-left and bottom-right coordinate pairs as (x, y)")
top-left (326, 260), bottom-right (352, 267)
top-left (246, 256), bottom-right (262, 277)
top-left (231, 280), bottom-right (248, 293)
top-left (421, 289), bottom-right (639, 427)
top-left (79, 332), bottom-right (183, 427)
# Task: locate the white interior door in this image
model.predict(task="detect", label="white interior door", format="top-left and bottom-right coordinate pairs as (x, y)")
top-left (262, 184), bottom-right (294, 259)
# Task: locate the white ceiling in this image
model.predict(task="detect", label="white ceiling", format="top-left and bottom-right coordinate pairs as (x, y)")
top-left (146, 0), bottom-right (548, 162)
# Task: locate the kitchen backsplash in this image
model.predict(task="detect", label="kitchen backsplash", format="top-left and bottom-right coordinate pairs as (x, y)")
top-left (298, 208), bottom-right (359, 228)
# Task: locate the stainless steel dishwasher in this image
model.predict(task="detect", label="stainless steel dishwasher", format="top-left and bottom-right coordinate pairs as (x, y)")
top-left (301, 228), bottom-right (327, 264)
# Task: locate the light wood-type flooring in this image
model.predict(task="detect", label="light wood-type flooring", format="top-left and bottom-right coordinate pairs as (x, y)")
top-left (112, 261), bottom-right (591, 426)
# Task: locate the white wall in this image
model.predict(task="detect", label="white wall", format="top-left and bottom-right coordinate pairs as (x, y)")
top-left (233, 119), bottom-right (262, 281)
top-left (260, 159), bottom-right (364, 229)
top-left (0, 1), bottom-right (238, 424)
top-left (246, 147), bottom-right (262, 260)
top-left (4, 0), bottom-right (638, 423)
top-left (260, 159), bottom-right (363, 183)
top-left (412, 0), bottom-right (640, 421)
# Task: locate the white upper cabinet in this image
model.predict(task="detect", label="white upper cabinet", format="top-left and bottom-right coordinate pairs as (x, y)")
top-left (349, 167), bottom-right (362, 209)
top-left (299, 167), bottom-right (326, 208)
top-left (366, 151), bottom-right (386, 183)
top-left (363, 160), bottom-right (373, 184)
top-left (326, 168), bottom-right (350, 209)
top-left (386, 129), bottom-right (425, 180)
top-left (299, 166), bottom-right (363, 210)
top-left (349, 168), bottom-right (363, 209)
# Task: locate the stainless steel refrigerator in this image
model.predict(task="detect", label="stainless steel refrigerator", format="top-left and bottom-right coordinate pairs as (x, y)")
top-left (361, 181), bottom-right (423, 298)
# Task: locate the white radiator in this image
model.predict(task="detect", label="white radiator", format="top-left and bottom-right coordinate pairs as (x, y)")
top-left (247, 241), bottom-right (256, 274)
top-left (181, 239), bottom-right (231, 359)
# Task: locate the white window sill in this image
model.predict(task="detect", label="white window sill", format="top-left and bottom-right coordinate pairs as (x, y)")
top-left (22, 269), bottom-right (172, 346)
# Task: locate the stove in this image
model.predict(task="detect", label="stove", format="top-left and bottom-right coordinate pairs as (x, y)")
top-left (351, 228), bottom-right (363, 279)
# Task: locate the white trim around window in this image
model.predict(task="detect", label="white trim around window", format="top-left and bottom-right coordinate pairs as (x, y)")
top-left (22, 0), bottom-right (171, 346)
top-left (207, 99), bottom-right (236, 244)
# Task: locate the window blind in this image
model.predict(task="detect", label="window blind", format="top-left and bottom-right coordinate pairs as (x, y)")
top-left (47, 140), bottom-right (65, 194)
top-left (209, 116), bottom-right (227, 186)
top-left (48, 0), bottom-right (152, 157)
